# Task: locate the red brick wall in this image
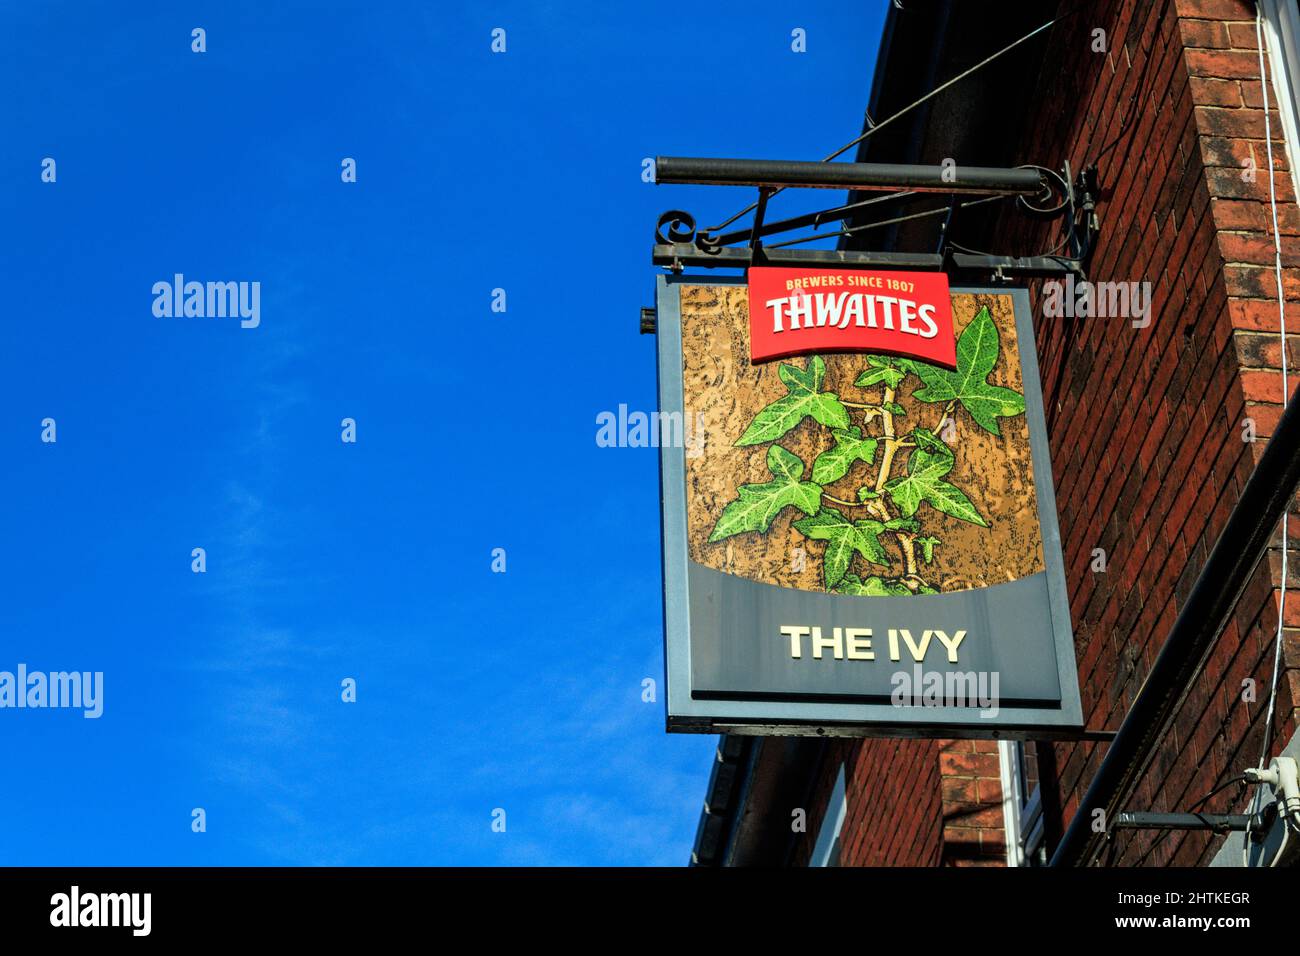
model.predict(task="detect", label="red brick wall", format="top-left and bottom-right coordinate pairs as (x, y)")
top-left (791, 737), bottom-right (1006, 866)
top-left (938, 740), bottom-right (1008, 865)
top-left (991, 0), bottom-right (1298, 866)
top-left (792, 739), bottom-right (942, 866)
top-left (794, 0), bottom-right (1300, 867)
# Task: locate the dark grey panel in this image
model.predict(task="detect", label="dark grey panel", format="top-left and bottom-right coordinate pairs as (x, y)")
top-left (688, 561), bottom-right (1062, 705)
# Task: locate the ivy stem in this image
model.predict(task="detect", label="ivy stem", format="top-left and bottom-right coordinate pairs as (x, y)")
top-left (845, 372), bottom-right (933, 590)
top-left (873, 384), bottom-right (901, 499)
top-left (841, 400), bottom-right (879, 409)
top-left (866, 384), bottom-right (917, 577)
top-left (895, 531), bottom-right (920, 578)
top-left (822, 492), bottom-right (867, 509)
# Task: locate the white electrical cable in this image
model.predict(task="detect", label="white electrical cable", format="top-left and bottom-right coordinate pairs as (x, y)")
top-left (1245, 4), bottom-right (1292, 865)
top-left (705, 8), bottom-right (1082, 233)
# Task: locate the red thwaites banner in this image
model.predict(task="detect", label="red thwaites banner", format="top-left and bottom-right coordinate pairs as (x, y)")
top-left (746, 267), bottom-right (957, 368)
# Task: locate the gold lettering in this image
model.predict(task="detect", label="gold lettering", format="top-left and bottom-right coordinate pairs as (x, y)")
top-left (845, 628), bottom-right (874, 660)
top-left (811, 626), bottom-right (843, 660)
top-left (935, 629), bottom-right (967, 663)
top-left (779, 625), bottom-right (968, 665)
top-left (780, 625), bottom-right (810, 659)
top-left (900, 628), bottom-right (933, 662)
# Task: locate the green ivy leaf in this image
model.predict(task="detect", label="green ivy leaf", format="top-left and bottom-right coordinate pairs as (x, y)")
top-left (811, 426), bottom-right (878, 485)
top-left (708, 446), bottom-right (822, 542)
top-left (736, 356), bottom-right (850, 446)
top-left (907, 306), bottom-right (1026, 435)
top-left (853, 355), bottom-right (907, 391)
top-left (835, 573), bottom-right (914, 596)
top-left (793, 507), bottom-right (891, 589)
top-left (884, 428), bottom-right (989, 527)
top-left (917, 535), bottom-right (939, 564)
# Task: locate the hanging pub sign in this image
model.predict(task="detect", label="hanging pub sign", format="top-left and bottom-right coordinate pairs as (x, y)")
top-left (655, 269), bottom-right (1083, 737)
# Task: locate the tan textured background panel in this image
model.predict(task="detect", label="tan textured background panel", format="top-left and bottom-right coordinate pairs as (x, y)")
top-left (681, 285), bottom-right (1045, 593)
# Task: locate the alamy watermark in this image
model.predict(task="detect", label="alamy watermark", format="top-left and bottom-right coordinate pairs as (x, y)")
top-left (596, 404), bottom-right (705, 458)
top-left (890, 664), bottom-right (999, 718)
top-left (0, 665), bottom-right (103, 718)
top-left (152, 274), bottom-right (260, 328)
top-left (50, 886), bottom-right (150, 936)
top-left (1041, 275), bottom-right (1151, 328)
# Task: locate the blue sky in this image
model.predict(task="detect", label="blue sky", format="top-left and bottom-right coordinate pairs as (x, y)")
top-left (0, 1), bottom-right (886, 865)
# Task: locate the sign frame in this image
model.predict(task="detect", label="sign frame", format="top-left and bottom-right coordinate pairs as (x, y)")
top-left (656, 273), bottom-right (1084, 739)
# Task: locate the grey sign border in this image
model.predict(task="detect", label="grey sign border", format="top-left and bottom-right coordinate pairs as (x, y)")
top-left (656, 273), bottom-right (1084, 738)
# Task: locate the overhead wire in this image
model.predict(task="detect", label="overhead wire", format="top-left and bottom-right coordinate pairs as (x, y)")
top-left (701, 3), bottom-right (1090, 237)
